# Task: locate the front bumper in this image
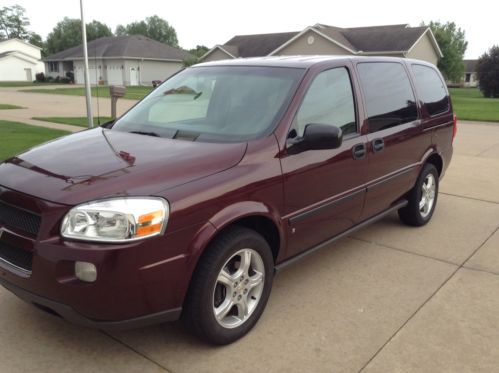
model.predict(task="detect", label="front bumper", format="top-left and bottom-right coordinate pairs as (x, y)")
top-left (0, 184), bottom-right (208, 326)
top-left (0, 277), bottom-right (182, 330)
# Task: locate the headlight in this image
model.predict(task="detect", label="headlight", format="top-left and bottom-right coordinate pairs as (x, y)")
top-left (61, 197), bottom-right (169, 242)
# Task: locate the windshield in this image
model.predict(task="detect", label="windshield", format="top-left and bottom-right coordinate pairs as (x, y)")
top-left (112, 66), bottom-right (305, 142)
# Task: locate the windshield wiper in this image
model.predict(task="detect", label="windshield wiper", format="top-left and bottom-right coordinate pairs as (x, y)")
top-left (129, 131), bottom-right (160, 137)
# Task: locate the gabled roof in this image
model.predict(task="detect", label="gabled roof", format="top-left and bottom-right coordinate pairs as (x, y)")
top-left (0, 50), bottom-right (40, 63)
top-left (0, 38), bottom-right (42, 51)
top-left (203, 23), bottom-right (443, 61)
top-left (464, 59), bottom-right (477, 72)
top-left (44, 35), bottom-right (193, 62)
top-left (210, 31), bottom-right (299, 59)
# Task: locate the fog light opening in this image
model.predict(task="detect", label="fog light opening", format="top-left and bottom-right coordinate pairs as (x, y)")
top-left (75, 262), bottom-right (97, 283)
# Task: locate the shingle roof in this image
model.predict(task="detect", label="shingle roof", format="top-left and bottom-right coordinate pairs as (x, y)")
top-left (222, 32), bottom-right (299, 57)
top-left (44, 35), bottom-right (192, 62)
top-left (338, 25), bottom-right (427, 52)
top-left (206, 24), bottom-right (434, 60)
top-left (464, 59), bottom-right (477, 72)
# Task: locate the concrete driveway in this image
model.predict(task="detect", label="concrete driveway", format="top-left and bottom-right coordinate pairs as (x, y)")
top-left (0, 86), bottom-right (135, 132)
top-left (0, 118), bottom-right (498, 372)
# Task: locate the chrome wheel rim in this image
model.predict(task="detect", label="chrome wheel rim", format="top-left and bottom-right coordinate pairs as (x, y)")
top-left (419, 173), bottom-right (436, 218)
top-left (213, 249), bottom-right (265, 329)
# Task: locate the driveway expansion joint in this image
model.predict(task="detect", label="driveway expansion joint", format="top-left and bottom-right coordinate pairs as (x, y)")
top-left (357, 226), bottom-right (499, 372)
top-left (101, 331), bottom-right (174, 373)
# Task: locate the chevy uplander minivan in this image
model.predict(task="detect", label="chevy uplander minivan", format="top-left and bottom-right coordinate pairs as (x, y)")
top-left (0, 56), bottom-right (455, 344)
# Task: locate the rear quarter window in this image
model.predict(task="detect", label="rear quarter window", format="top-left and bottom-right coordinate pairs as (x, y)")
top-left (357, 62), bottom-right (418, 133)
top-left (411, 64), bottom-right (449, 116)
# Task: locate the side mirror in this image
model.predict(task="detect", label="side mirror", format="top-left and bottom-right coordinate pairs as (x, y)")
top-left (288, 123), bottom-right (343, 154)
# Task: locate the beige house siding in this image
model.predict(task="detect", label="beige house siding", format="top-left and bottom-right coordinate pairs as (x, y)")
top-left (203, 48), bottom-right (234, 62)
top-left (276, 30), bottom-right (353, 56)
top-left (407, 33), bottom-right (439, 65)
top-left (139, 60), bottom-right (183, 84)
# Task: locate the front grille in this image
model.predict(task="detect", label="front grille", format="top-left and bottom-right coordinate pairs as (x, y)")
top-left (0, 241), bottom-right (33, 272)
top-left (0, 201), bottom-right (41, 236)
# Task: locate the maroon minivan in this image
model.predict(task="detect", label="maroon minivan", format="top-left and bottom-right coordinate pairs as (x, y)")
top-left (0, 56), bottom-right (455, 344)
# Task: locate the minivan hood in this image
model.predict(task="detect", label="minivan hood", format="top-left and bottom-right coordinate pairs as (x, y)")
top-left (0, 128), bottom-right (246, 205)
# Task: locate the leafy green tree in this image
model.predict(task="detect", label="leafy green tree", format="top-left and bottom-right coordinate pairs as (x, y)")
top-left (0, 5), bottom-right (32, 40)
top-left (476, 46), bottom-right (499, 98)
top-left (115, 15), bottom-right (178, 46)
top-left (46, 18), bottom-right (112, 55)
top-left (423, 21), bottom-right (468, 82)
top-left (189, 45), bottom-right (209, 58)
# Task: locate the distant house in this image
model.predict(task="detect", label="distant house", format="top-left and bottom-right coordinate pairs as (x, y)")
top-left (0, 38), bottom-right (44, 81)
top-left (463, 59), bottom-right (478, 87)
top-left (44, 35), bottom-right (193, 86)
top-left (202, 24), bottom-right (443, 65)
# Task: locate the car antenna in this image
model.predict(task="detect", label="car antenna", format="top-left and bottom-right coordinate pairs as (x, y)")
top-left (94, 44), bottom-right (101, 126)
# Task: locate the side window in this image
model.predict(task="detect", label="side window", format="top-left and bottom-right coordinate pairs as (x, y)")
top-left (411, 64), bottom-right (449, 116)
top-left (357, 62), bottom-right (418, 133)
top-left (292, 67), bottom-right (357, 137)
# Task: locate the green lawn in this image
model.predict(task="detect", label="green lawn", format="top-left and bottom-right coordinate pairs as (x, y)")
top-left (0, 104), bottom-right (23, 109)
top-left (24, 86), bottom-right (154, 100)
top-left (0, 81), bottom-right (60, 87)
top-left (0, 120), bottom-right (70, 161)
top-left (449, 88), bottom-right (499, 122)
top-left (33, 116), bottom-right (113, 127)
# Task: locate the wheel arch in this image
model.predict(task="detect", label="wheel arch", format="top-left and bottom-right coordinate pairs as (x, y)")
top-left (424, 152), bottom-right (444, 177)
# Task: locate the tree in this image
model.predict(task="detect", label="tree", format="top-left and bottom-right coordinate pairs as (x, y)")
top-left (46, 18), bottom-right (112, 55)
top-left (189, 45), bottom-right (209, 58)
top-left (0, 5), bottom-right (32, 40)
top-left (423, 21), bottom-right (468, 82)
top-left (115, 15), bottom-right (178, 46)
top-left (476, 46), bottom-right (499, 98)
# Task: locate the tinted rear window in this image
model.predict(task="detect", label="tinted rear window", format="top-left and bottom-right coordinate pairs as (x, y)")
top-left (358, 62), bottom-right (418, 133)
top-left (411, 64), bottom-right (449, 116)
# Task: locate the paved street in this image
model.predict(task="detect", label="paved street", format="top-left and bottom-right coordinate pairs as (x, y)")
top-left (0, 89), bottom-right (498, 373)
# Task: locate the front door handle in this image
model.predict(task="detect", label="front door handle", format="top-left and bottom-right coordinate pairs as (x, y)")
top-left (372, 138), bottom-right (385, 153)
top-left (352, 143), bottom-right (366, 160)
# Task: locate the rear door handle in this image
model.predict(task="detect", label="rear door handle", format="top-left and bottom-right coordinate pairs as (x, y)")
top-left (372, 138), bottom-right (385, 153)
top-left (352, 143), bottom-right (366, 160)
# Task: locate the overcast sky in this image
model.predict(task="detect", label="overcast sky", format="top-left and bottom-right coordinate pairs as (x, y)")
top-left (9, 0), bottom-right (497, 58)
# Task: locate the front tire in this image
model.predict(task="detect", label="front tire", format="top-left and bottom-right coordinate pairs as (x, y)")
top-left (398, 163), bottom-right (439, 226)
top-left (182, 226), bottom-right (274, 345)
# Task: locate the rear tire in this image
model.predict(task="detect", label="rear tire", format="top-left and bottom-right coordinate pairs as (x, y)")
top-left (398, 163), bottom-right (439, 226)
top-left (182, 226), bottom-right (274, 345)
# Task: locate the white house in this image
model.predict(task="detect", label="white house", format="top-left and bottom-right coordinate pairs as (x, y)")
top-left (44, 35), bottom-right (193, 86)
top-left (463, 59), bottom-right (479, 87)
top-left (0, 38), bottom-right (44, 81)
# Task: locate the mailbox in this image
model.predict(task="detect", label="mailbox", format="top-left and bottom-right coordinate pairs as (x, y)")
top-left (109, 85), bottom-right (126, 118)
top-left (109, 85), bottom-right (126, 98)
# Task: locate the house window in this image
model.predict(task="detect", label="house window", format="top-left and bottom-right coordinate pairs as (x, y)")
top-left (465, 73), bottom-right (471, 83)
top-left (48, 62), bottom-right (59, 73)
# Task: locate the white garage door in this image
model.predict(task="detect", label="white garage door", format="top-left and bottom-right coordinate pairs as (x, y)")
top-left (75, 66), bottom-right (99, 85)
top-left (107, 65), bottom-right (123, 85)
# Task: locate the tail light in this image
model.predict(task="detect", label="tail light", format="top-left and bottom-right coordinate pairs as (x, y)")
top-left (452, 114), bottom-right (457, 140)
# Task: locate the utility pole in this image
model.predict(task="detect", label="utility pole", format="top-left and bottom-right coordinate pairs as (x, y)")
top-left (80, 0), bottom-right (93, 128)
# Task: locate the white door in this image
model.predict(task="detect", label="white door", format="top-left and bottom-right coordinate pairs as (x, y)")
top-left (24, 68), bottom-right (32, 82)
top-left (129, 67), bottom-right (139, 86)
top-left (75, 66), bottom-right (86, 84)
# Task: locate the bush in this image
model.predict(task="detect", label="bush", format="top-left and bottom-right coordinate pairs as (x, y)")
top-left (476, 45), bottom-right (499, 98)
top-left (35, 72), bottom-right (45, 82)
top-left (65, 71), bottom-right (74, 83)
top-left (45, 76), bottom-right (54, 83)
